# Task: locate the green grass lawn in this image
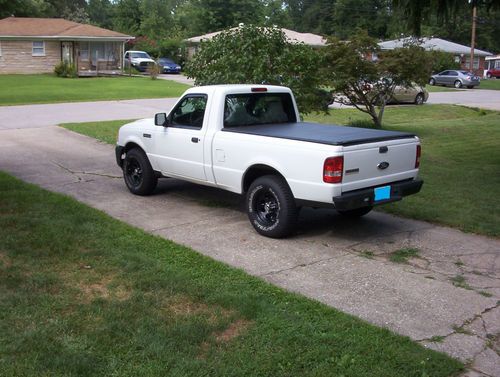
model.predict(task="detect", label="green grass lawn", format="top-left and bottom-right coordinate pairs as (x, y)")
top-left (425, 84), bottom-right (457, 92)
top-left (62, 104), bottom-right (500, 238)
top-left (0, 172), bottom-right (462, 376)
top-left (478, 78), bottom-right (500, 90)
top-left (307, 105), bottom-right (500, 237)
top-left (0, 74), bottom-right (189, 106)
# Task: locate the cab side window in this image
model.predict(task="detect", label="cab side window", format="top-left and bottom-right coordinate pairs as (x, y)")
top-left (170, 95), bottom-right (207, 129)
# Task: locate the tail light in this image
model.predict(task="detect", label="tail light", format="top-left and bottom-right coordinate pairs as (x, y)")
top-left (415, 144), bottom-right (421, 168)
top-left (323, 156), bottom-right (343, 183)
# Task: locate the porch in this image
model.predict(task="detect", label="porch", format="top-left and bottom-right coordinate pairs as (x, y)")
top-left (62, 41), bottom-right (125, 76)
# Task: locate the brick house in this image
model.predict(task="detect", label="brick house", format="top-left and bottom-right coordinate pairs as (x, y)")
top-left (378, 37), bottom-right (493, 77)
top-left (0, 17), bottom-right (133, 75)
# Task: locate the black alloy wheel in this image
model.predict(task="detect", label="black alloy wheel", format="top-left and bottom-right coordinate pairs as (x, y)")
top-left (246, 175), bottom-right (298, 238)
top-left (123, 148), bottom-right (157, 196)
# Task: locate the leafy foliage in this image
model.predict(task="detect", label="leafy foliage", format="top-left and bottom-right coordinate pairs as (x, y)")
top-left (54, 61), bottom-right (77, 78)
top-left (429, 50), bottom-right (461, 74)
top-left (323, 31), bottom-right (433, 128)
top-left (185, 25), bottom-right (328, 114)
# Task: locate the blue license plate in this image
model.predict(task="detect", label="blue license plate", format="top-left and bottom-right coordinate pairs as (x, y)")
top-left (374, 186), bottom-right (391, 202)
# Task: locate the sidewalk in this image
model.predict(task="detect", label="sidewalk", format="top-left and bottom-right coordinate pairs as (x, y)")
top-left (1, 125), bottom-right (498, 376)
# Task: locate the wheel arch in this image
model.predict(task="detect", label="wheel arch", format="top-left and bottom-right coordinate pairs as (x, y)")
top-left (242, 164), bottom-right (287, 193)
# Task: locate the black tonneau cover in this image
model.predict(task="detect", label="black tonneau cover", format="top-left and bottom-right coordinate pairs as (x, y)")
top-left (221, 122), bottom-right (415, 146)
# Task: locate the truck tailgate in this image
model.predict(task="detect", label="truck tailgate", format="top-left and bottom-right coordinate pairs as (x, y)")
top-left (342, 138), bottom-right (418, 193)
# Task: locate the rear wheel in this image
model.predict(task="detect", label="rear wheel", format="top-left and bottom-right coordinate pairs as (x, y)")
top-left (337, 206), bottom-right (373, 218)
top-left (429, 78), bottom-right (436, 86)
top-left (246, 175), bottom-right (298, 238)
top-left (123, 148), bottom-right (157, 196)
top-left (454, 80), bottom-right (462, 88)
top-left (467, 85), bottom-right (474, 89)
top-left (487, 72), bottom-right (492, 79)
top-left (414, 93), bottom-right (425, 105)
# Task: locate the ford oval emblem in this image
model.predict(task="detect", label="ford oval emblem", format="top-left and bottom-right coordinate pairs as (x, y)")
top-left (378, 161), bottom-right (390, 170)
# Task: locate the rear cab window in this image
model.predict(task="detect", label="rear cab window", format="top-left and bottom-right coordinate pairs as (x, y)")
top-left (224, 92), bottom-right (297, 128)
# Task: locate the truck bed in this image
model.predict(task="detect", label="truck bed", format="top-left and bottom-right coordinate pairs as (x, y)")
top-left (222, 122), bottom-right (415, 146)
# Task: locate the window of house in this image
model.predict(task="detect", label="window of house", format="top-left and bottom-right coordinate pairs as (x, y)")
top-left (495, 60), bottom-right (500, 69)
top-left (32, 41), bottom-right (45, 56)
top-left (465, 56), bottom-right (479, 70)
top-left (79, 42), bottom-right (89, 60)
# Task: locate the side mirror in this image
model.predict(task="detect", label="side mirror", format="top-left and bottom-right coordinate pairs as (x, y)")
top-left (154, 113), bottom-right (168, 127)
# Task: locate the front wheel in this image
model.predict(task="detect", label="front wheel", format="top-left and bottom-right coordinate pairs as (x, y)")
top-left (429, 78), bottom-right (436, 86)
top-left (487, 73), bottom-right (492, 79)
top-left (454, 80), bottom-right (463, 88)
top-left (337, 206), bottom-right (373, 218)
top-left (123, 148), bottom-right (158, 196)
top-left (246, 175), bottom-right (298, 238)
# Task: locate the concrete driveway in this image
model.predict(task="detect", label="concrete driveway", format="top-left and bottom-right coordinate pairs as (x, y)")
top-left (1, 120), bottom-right (499, 375)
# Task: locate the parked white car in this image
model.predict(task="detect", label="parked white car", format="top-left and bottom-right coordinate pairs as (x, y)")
top-left (124, 50), bottom-right (156, 72)
top-left (116, 85), bottom-right (423, 238)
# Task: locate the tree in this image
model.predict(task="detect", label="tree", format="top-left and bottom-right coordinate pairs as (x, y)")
top-left (323, 32), bottom-right (433, 128)
top-left (184, 25), bottom-right (328, 114)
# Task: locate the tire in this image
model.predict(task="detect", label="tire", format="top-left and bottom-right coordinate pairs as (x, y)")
top-left (467, 85), bottom-right (474, 89)
top-left (246, 175), bottom-right (298, 238)
top-left (487, 73), bottom-right (492, 79)
top-left (337, 206), bottom-right (373, 218)
top-left (454, 80), bottom-right (462, 88)
top-left (429, 78), bottom-right (435, 86)
top-left (414, 93), bottom-right (425, 105)
top-left (122, 148), bottom-right (158, 196)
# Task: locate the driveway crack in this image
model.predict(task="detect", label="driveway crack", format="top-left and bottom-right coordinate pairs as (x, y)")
top-left (52, 161), bottom-right (121, 179)
top-left (260, 254), bottom-right (346, 277)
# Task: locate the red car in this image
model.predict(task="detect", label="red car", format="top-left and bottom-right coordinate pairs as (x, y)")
top-left (486, 69), bottom-right (500, 79)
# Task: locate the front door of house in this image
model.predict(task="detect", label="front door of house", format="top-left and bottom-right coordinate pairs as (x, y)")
top-left (62, 42), bottom-right (74, 64)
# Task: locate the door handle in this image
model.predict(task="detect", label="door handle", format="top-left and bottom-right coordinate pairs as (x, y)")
top-left (191, 137), bottom-right (199, 143)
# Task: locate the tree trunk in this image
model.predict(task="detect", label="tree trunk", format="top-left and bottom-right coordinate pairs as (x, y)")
top-left (367, 105), bottom-right (382, 129)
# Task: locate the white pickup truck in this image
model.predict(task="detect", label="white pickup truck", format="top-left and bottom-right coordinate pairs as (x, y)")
top-left (116, 85), bottom-right (423, 238)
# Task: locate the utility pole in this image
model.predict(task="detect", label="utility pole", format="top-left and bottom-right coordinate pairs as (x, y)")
top-left (470, 0), bottom-right (477, 74)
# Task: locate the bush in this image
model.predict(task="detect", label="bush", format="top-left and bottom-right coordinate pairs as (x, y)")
top-left (184, 25), bottom-right (326, 114)
top-left (146, 63), bottom-right (160, 80)
top-left (54, 61), bottom-right (77, 78)
top-left (429, 50), bottom-right (461, 74)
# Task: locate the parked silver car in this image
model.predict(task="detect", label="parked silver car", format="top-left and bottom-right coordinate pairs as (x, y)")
top-left (429, 70), bottom-right (480, 89)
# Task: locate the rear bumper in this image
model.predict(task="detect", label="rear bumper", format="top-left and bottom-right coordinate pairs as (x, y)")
top-left (115, 145), bottom-right (125, 167)
top-left (332, 179), bottom-right (423, 210)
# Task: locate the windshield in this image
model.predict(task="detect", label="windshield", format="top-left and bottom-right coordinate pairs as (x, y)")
top-left (159, 58), bottom-right (175, 64)
top-left (224, 93), bottom-right (296, 128)
top-left (130, 52), bottom-right (151, 59)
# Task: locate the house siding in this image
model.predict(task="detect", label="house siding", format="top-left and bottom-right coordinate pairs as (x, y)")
top-left (0, 40), bottom-right (60, 74)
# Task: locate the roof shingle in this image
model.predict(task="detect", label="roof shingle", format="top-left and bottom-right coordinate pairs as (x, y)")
top-left (0, 17), bottom-right (132, 39)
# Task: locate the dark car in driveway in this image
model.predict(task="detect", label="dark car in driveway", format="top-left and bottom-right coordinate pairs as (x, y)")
top-left (158, 58), bottom-right (181, 74)
top-left (429, 70), bottom-right (480, 89)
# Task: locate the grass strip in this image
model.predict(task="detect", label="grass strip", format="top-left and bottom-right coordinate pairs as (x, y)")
top-left (0, 74), bottom-right (189, 106)
top-left (0, 171), bottom-right (462, 376)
